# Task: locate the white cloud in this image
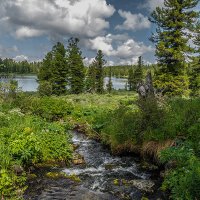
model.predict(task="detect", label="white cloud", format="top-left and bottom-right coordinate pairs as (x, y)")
top-left (13, 55), bottom-right (28, 61)
top-left (1, 0), bottom-right (115, 38)
top-left (115, 39), bottom-right (153, 59)
top-left (89, 34), bottom-right (114, 56)
top-left (83, 57), bottom-right (95, 66)
top-left (116, 10), bottom-right (151, 31)
top-left (89, 34), bottom-right (153, 59)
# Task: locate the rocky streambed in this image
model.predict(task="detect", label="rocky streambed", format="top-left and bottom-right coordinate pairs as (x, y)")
top-left (24, 131), bottom-right (167, 200)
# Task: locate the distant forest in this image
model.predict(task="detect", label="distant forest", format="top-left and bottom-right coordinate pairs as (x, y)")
top-left (0, 58), bottom-right (41, 74)
top-left (0, 57), bottom-right (154, 78)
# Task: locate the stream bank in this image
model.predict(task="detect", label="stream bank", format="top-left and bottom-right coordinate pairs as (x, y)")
top-left (24, 131), bottom-right (167, 200)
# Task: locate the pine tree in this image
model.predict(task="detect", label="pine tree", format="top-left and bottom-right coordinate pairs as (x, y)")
top-left (51, 42), bottom-right (68, 95)
top-left (150, 0), bottom-right (199, 96)
top-left (128, 67), bottom-right (134, 91)
top-left (132, 56), bottom-right (144, 90)
top-left (38, 52), bottom-right (53, 82)
top-left (106, 66), bottom-right (113, 93)
top-left (85, 63), bottom-right (96, 93)
top-left (38, 42), bottom-right (68, 96)
top-left (94, 50), bottom-right (106, 94)
top-left (67, 38), bottom-right (85, 94)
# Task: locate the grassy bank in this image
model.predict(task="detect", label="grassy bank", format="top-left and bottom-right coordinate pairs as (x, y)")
top-left (0, 103), bottom-right (73, 199)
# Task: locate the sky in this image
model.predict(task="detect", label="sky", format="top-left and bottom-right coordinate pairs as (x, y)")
top-left (0, 0), bottom-right (199, 66)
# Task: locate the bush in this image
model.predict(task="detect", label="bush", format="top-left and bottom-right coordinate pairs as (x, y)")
top-left (19, 96), bottom-right (74, 121)
top-left (38, 81), bottom-right (53, 96)
top-left (0, 110), bottom-right (72, 198)
top-left (160, 143), bottom-right (200, 200)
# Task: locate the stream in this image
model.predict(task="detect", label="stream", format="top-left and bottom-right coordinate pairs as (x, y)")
top-left (25, 131), bottom-right (166, 200)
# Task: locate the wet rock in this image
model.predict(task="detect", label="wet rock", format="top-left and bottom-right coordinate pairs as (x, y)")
top-left (113, 179), bottom-right (155, 193)
top-left (73, 143), bottom-right (80, 150)
top-left (130, 180), bottom-right (155, 193)
top-left (104, 164), bottom-right (117, 170)
top-left (72, 153), bottom-right (85, 165)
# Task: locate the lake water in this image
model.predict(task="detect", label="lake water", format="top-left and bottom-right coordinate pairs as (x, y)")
top-left (0, 76), bottom-right (127, 92)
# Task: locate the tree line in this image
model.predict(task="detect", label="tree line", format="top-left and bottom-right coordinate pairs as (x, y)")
top-left (0, 58), bottom-right (41, 75)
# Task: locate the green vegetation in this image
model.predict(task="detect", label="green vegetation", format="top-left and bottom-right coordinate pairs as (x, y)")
top-left (9, 93), bottom-right (199, 199)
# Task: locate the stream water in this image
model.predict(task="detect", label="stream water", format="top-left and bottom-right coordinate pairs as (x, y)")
top-left (25, 132), bottom-right (165, 200)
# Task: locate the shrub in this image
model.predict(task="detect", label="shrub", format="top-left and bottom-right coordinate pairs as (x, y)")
top-left (160, 142), bottom-right (200, 200)
top-left (38, 81), bottom-right (53, 96)
top-left (20, 96), bottom-right (74, 121)
top-left (0, 111), bottom-right (72, 198)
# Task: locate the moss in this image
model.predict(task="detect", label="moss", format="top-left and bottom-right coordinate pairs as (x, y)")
top-left (113, 179), bottom-right (119, 185)
top-left (45, 172), bottom-right (81, 182)
top-left (68, 174), bottom-right (81, 182)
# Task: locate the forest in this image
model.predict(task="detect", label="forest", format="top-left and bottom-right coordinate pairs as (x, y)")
top-left (0, 0), bottom-right (200, 200)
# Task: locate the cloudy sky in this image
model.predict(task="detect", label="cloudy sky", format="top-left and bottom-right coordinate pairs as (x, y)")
top-left (0, 0), bottom-right (199, 65)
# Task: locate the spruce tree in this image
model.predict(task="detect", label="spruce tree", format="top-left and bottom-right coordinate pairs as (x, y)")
top-left (106, 66), bottom-right (113, 93)
top-left (67, 38), bottom-right (85, 94)
top-left (38, 42), bottom-right (68, 96)
top-left (85, 63), bottom-right (96, 93)
top-left (128, 67), bottom-right (134, 91)
top-left (51, 42), bottom-right (68, 95)
top-left (150, 0), bottom-right (199, 96)
top-left (94, 50), bottom-right (106, 94)
top-left (132, 56), bottom-right (144, 90)
top-left (37, 52), bottom-right (53, 82)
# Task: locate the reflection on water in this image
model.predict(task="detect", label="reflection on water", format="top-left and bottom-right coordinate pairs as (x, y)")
top-left (0, 76), bottom-right (127, 92)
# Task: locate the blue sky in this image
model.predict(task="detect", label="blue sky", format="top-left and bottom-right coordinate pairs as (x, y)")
top-left (0, 0), bottom-right (199, 65)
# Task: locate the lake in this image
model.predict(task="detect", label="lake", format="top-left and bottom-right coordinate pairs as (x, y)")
top-left (1, 75), bottom-right (127, 92)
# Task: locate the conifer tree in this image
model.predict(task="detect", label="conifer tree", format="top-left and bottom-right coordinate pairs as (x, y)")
top-left (132, 56), bottom-right (144, 89)
top-left (51, 42), bottom-right (68, 95)
top-left (94, 50), bottom-right (106, 94)
top-left (67, 38), bottom-right (85, 94)
top-left (150, 0), bottom-right (199, 96)
top-left (85, 63), bottom-right (96, 93)
top-left (38, 52), bottom-right (53, 82)
top-left (127, 67), bottom-right (134, 91)
top-left (106, 66), bottom-right (113, 93)
top-left (38, 42), bottom-right (68, 96)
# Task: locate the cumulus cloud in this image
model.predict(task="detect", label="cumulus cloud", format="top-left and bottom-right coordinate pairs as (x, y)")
top-left (116, 10), bottom-right (151, 31)
top-left (88, 34), bottom-right (153, 59)
top-left (114, 39), bottom-right (153, 59)
top-left (13, 55), bottom-right (28, 61)
top-left (1, 0), bottom-right (115, 38)
top-left (89, 34), bottom-right (114, 56)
